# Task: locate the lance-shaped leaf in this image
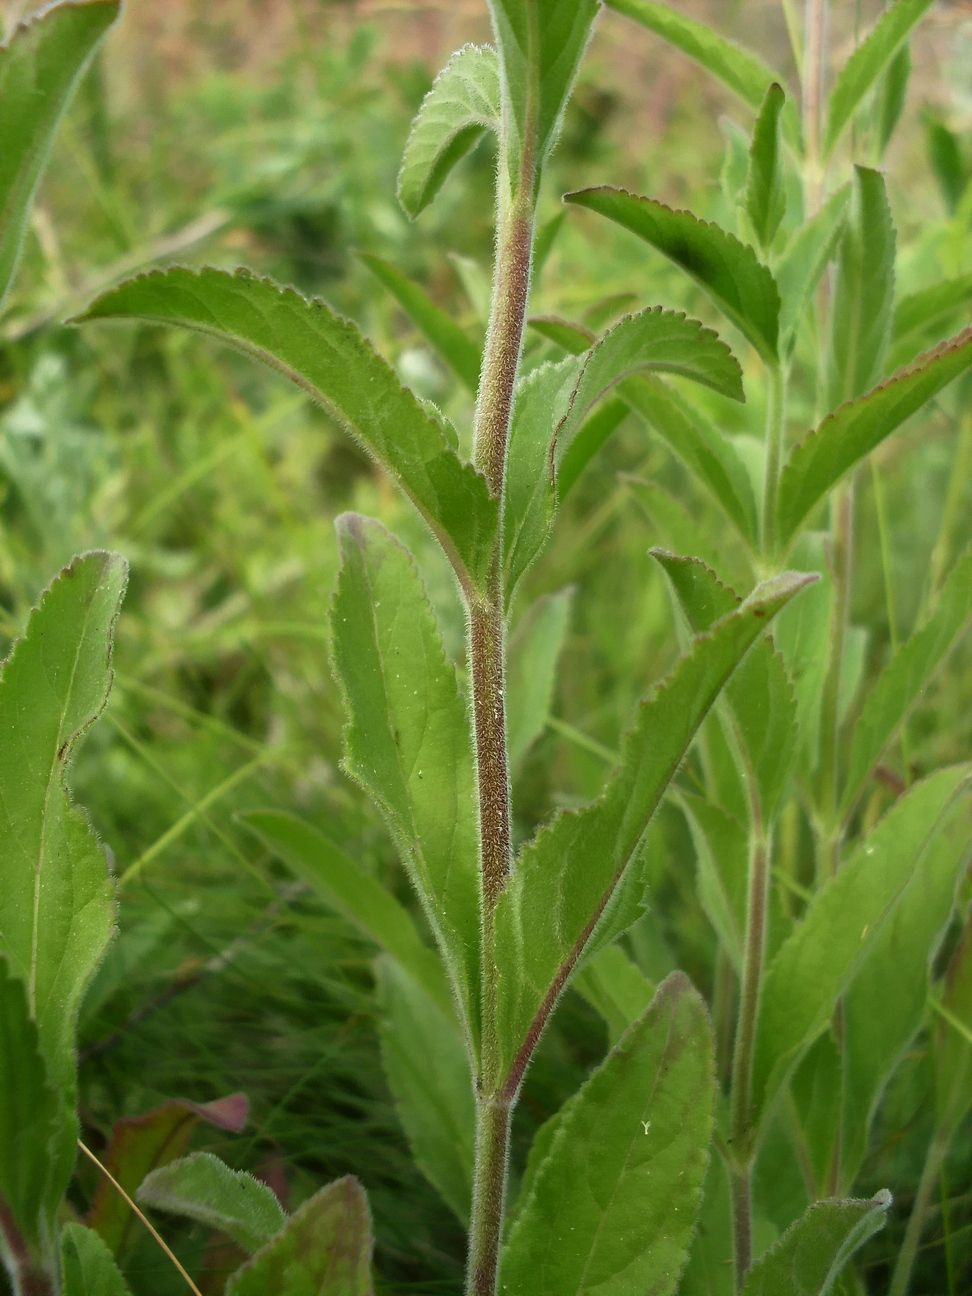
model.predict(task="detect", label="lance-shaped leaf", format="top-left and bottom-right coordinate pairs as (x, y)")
top-left (775, 327), bottom-right (972, 548)
top-left (741, 1194), bottom-right (891, 1296)
top-left (0, 549), bottom-right (125, 1222)
top-left (359, 253), bottom-right (481, 393)
top-left (605, 0), bottom-right (800, 150)
top-left (566, 188), bottom-right (780, 362)
top-left (892, 272), bottom-right (972, 347)
top-left (826, 167), bottom-right (895, 412)
top-left (678, 794), bottom-right (747, 973)
top-left (838, 795), bottom-right (971, 1187)
top-left (746, 83), bottom-right (787, 251)
top-left (73, 269), bottom-right (498, 587)
top-left (0, 0), bottom-right (120, 313)
top-left (654, 552), bottom-right (799, 819)
top-left (137, 1153), bottom-right (286, 1254)
top-left (398, 45), bottom-right (500, 218)
top-left (493, 571), bottom-right (814, 1081)
top-left (487, 0), bottom-right (600, 184)
top-left (572, 944), bottom-right (655, 1045)
top-left (823, 0), bottom-right (935, 158)
top-left (0, 959), bottom-right (61, 1271)
top-left (332, 515), bottom-right (481, 1047)
top-left (776, 185), bottom-right (850, 344)
top-left (841, 547), bottom-right (972, 820)
top-left (377, 957), bottom-right (475, 1225)
top-left (501, 973), bottom-right (713, 1296)
top-left (60, 1224), bottom-right (133, 1296)
top-left (877, 42), bottom-right (911, 156)
top-left (750, 765), bottom-right (971, 1135)
top-left (558, 398), bottom-right (628, 498)
top-left (227, 1177), bottom-right (374, 1296)
top-left (240, 811), bottom-right (452, 1016)
top-left (507, 588), bottom-right (573, 771)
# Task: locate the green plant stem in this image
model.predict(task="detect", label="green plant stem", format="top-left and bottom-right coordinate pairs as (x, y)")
top-left (888, 1125), bottom-right (951, 1296)
top-left (466, 1096), bottom-right (514, 1296)
top-left (802, 0), bottom-right (830, 211)
top-left (817, 479), bottom-right (854, 878)
top-left (730, 1165), bottom-right (753, 1296)
top-left (761, 363), bottom-right (786, 558)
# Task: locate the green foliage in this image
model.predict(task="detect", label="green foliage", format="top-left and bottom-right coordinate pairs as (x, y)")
top-left (745, 84), bottom-right (786, 253)
top-left (741, 1194), bottom-right (891, 1296)
top-left (60, 1223), bottom-right (133, 1296)
top-left (137, 1152), bottom-right (285, 1253)
top-left (506, 588), bottom-right (572, 770)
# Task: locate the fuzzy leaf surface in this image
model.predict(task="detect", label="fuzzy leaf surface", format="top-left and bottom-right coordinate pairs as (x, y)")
top-left (776, 327), bottom-right (972, 547)
top-left (0, 0), bottom-right (120, 312)
top-left (500, 973), bottom-right (714, 1296)
top-left (741, 1194), bottom-right (891, 1296)
top-left (397, 45), bottom-right (500, 217)
top-left (74, 269), bottom-right (497, 586)
top-left (566, 187), bottom-right (780, 361)
top-left (359, 253), bottom-right (481, 393)
top-left (841, 547), bottom-right (972, 819)
top-left (137, 1153), bottom-right (285, 1254)
top-left (377, 958), bottom-right (475, 1224)
top-left (605, 0), bottom-right (799, 149)
top-left (240, 811), bottom-right (452, 1016)
top-left (571, 944), bottom-right (655, 1045)
top-left (487, 0), bottom-right (600, 181)
top-left (494, 572), bottom-right (814, 1080)
top-left (332, 515), bottom-right (481, 1044)
top-left (823, 0), bottom-right (935, 157)
top-left (745, 83), bottom-right (787, 251)
top-left (227, 1177), bottom-right (374, 1296)
top-left (751, 766), bottom-right (971, 1133)
top-left (60, 1224), bottom-right (132, 1296)
top-left (507, 588), bottom-right (572, 771)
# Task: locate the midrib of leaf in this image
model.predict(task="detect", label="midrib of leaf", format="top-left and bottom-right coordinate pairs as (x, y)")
top-left (29, 590), bottom-right (101, 1014)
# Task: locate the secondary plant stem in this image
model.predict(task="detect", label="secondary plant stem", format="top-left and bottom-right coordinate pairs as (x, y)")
top-left (466, 1096), bottom-right (514, 1296)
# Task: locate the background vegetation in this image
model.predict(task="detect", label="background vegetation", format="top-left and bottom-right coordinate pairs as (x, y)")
top-left (2, 1), bottom-right (972, 1291)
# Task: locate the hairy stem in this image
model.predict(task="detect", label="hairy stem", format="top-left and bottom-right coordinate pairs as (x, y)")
top-left (731, 1165), bottom-right (753, 1296)
top-left (470, 590), bottom-right (513, 915)
top-left (466, 1096), bottom-right (514, 1296)
top-left (888, 1126), bottom-right (950, 1296)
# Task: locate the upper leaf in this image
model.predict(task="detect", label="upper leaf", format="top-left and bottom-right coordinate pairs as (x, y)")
top-left (605, 0), bottom-right (800, 151)
top-left (227, 1177), bottom-right (374, 1296)
top-left (0, 0), bottom-right (120, 312)
top-left (500, 973), bottom-right (714, 1296)
top-left (507, 588), bottom-right (573, 771)
top-left (571, 943), bottom-right (656, 1045)
top-left (566, 188), bottom-right (780, 361)
top-left (776, 327), bottom-right (972, 548)
top-left (741, 1194), bottom-right (891, 1296)
top-left (60, 1223), bottom-right (133, 1296)
top-left (776, 185), bottom-right (850, 345)
top-left (892, 272), bottom-right (972, 347)
top-left (745, 83), bottom-right (787, 252)
top-left (137, 1153), bottom-right (286, 1254)
top-left (841, 546), bottom-right (972, 820)
top-left (493, 572), bottom-right (814, 1081)
top-left (823, 0), bottom-right (934, 158)
top-left (398, 45), bottom-right (500, 218)
top-left (331, 515), bottom-right (482, 1050)
top-left (487, 0), bottom-right (600, 187)
top-left (73, 269), bottom-right (498, 588)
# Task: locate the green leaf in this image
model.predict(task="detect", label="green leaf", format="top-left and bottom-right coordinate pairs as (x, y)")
top-left (823, 0), bottom-right (934, 158)
top-left (73, 269), bottom-right (498, 588)
top-left (571, 944), bottom-right (655, 1045)
top-left (0, 0), bottom-right (120, 313)
top-left (0, 551), bottom-right (126, 1107)
top-left (486, 0), bottom-right (600, 185)
top-left (877, 42), bottom-right (911, 156)
top-left (397, 45), bottom-right (500, 218)
top-left (507, 588), bottom-right (573, 771)
top-left (745, 83), bottom-right (787, 251)
top-left (493, 571), bottom-right (814, 1080)
top-left (750, 766), bottom-right (971, 1134)
top-left (331, 515), bottom-right (481, 1048)
top-left (605, 0), bottom-right (800, 150)
top-left (137, 1153), bottom-right (285, 1254)
top-left (741, 1194), bottom-right (891, 1296)
top-left (0, 958), bottom-right (61, 1265)
top-left (934, 918), bottom-right (972, 1137)
top-left (87, 1095), bottom-right (249, 1255)
top-left (60, 1224), bottom-right (133, 1296)
top-left (377, 957), bottom-right (475, 1225)
top-left (776, 185), bottom-right (850, 345)
top-left (359, 253), bottom-right (481, 394)
top-left (240, 811), bottom-right (453, 1017)
top-left (558, 398), bottom-right (628, 499)
top-left (621, 378), bottom-right (758, 543)
top-left (227, 1177), bottom-right (374, 1296)
top-left (838, 793), bottom-right (970, 1186)
top-left (826, 167), bottom-right (895, 412)
top-left (892, 272), bottom-right (972, 345)
top-left (528, 314), bottom-right (594, 354)
top-left (776, 327), bottom-right (972, 548)
top-left (925, 112), bottom-right (971, 215)
top-left (678, 794), bottom-right (747, 972)
top-left (500, 972), bottom-right (714, 1296)
top-left (841, 547), bottom-right (972, 820)
top-left (566, 187), bottom-right (780, 362)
